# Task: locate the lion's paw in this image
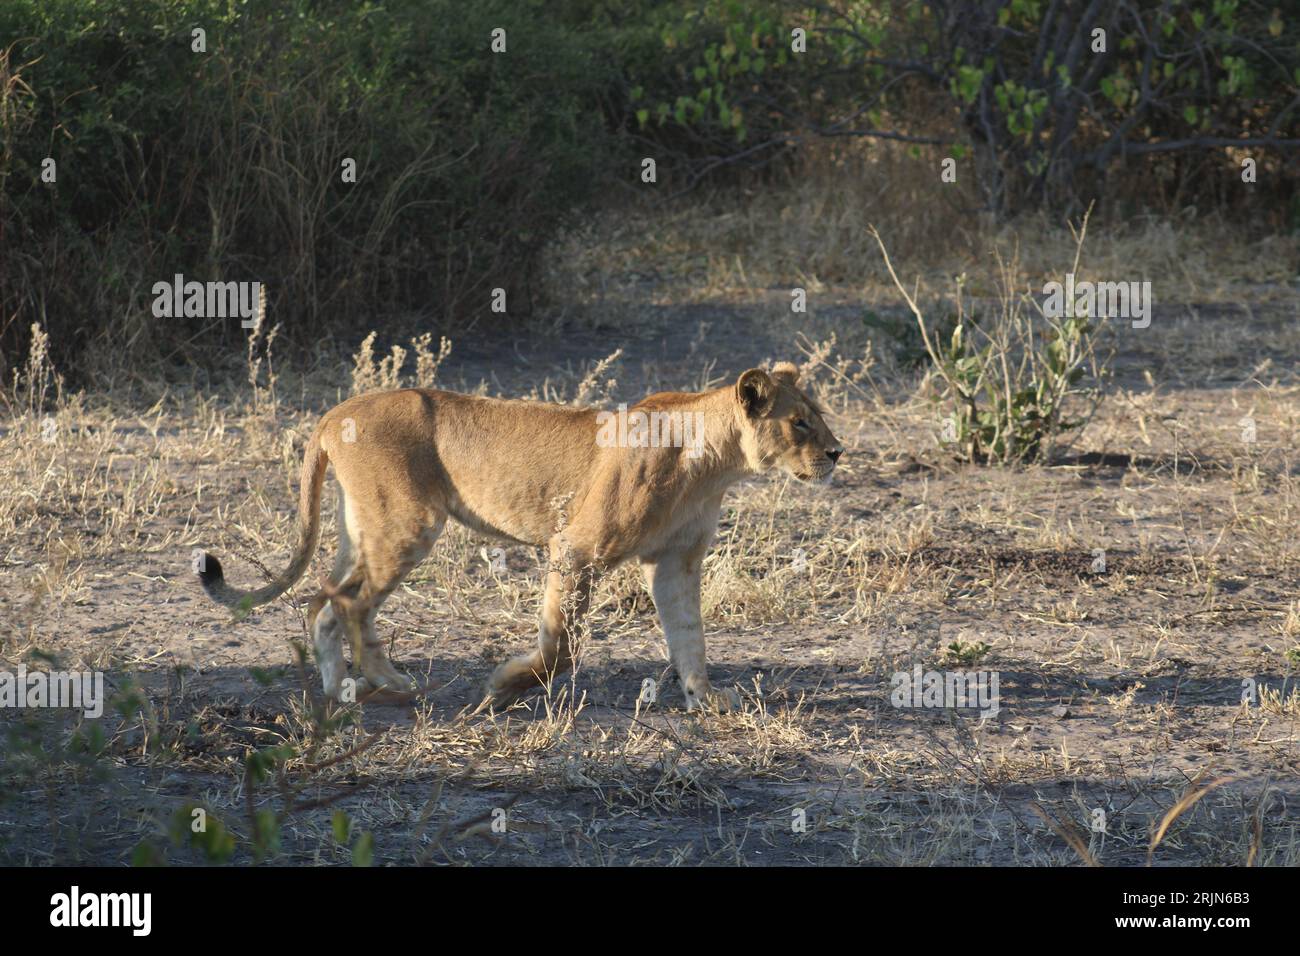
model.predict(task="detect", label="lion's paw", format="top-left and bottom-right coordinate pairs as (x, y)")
top-left (354, 672), bottom-right (418, 702)
top-left (685, 684), bottom-right (740, 714)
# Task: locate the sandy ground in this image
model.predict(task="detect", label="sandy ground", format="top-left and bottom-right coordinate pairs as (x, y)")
top-left (2, 286), bottom-right (1298, 865)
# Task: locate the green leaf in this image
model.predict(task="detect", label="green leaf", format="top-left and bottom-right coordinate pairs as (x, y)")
top-left (131, 842), bottom-right (165, 867)
top-left (352, 831), bottom-right (374, 867)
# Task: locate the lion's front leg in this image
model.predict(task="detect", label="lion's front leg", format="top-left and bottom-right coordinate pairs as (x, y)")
top-left (642, 545), bottom-right (736, 713)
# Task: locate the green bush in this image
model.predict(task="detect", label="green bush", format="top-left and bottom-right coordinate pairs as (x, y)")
top-left (871, 222), bottom-right (1111, 466)
top-left (624, 1), bottom-right (1299, 215)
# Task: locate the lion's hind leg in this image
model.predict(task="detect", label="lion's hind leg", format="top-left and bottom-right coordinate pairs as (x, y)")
top-left (486, 534), bottom-right (597, 708)
top-left (309, 569), bottom-right (366, 698)
top-left (348, 514), bottom-right (446, 699)
top-left (309, 487), bottom-right (362, 701)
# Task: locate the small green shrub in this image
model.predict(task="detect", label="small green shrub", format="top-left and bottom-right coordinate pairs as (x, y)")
top-left (871, 217), bottom-right (1111, 465)
top-left (941, 640), bottom-right (992, 667)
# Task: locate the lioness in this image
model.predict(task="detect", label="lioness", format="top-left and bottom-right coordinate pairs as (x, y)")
top-left (197, 362), bottom-right (842, 710)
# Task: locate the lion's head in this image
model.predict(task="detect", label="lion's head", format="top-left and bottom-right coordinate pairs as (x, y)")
top-left (735, 362), bottom-right (843, 482)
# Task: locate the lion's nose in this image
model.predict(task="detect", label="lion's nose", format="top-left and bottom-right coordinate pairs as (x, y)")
top-left (827, 447), bottom-right (843, 463)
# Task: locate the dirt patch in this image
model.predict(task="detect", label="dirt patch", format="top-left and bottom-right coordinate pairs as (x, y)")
top-left (2, 290), bottom-right (1298, 866)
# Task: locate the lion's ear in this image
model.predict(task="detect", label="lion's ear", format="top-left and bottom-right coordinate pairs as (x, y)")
top-left (736, 368), bottom-right (777, 418)
top-left (771, 361), bottom-right (800, 386)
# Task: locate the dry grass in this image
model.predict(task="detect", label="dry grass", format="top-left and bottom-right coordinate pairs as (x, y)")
top-left (2, 195), bottom-right (1299, 866)
top-left (544, 141), bottom-right (1298, 315)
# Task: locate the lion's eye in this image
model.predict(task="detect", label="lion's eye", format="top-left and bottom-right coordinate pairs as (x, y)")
top-left (794, 419), bottom-right (810, 432)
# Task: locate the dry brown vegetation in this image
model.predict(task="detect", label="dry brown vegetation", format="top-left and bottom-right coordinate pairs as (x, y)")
top-left (546, 143), bottom-right (1298, 313)
top-left (2, 186), bottom-right (1299, 866)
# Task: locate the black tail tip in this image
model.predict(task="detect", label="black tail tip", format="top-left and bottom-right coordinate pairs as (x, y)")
top-left (196, 552), bottom-right (224, 589)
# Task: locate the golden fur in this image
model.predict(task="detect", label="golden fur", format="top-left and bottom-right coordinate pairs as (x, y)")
top-left (197, 362), bottom-right (842, 709)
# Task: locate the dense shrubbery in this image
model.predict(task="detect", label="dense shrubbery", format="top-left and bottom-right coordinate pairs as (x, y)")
top-left (0, 0), bottom-right (624, 378)
top-left (1, 0), bottom-right (1295, 381)
top-left (626, 0), bottom-right (1299, 213)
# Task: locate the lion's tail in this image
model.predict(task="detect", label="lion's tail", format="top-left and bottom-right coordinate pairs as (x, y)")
top-left (196, 427), bottom-right (329, 612)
